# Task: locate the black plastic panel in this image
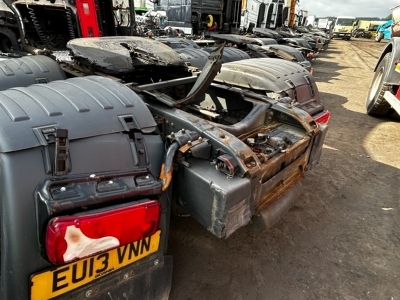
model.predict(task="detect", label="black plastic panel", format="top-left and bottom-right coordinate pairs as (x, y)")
top-left (0, 75), bottom-right (157, 152)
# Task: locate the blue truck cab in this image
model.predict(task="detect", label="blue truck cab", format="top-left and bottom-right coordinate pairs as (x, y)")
top-left (375, 19), bottom-right (393, 42)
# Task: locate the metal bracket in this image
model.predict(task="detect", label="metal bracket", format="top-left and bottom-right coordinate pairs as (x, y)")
top-left (54, 129), bottom-right (70, 176)
top-left (285, 79), bottom-right (298, 101)
top-left (303, 75), bottom-right (315, 97)
top-left (133, 131), bottom-right (147, 168)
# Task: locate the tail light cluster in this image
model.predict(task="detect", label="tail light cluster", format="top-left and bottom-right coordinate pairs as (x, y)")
top-left (46, 200), bottom-right (160, 265)
top-left (75, 0), bottom-right (101, 37)
top-left (315, 110), bottom-right (331, 124)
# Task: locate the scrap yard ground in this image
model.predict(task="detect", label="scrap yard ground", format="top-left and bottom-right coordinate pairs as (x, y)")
top-left (168, 39), bottom-right (400, 300)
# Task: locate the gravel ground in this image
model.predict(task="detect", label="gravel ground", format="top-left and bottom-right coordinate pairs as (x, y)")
top-left (168, 38), bottom-right (400, 300)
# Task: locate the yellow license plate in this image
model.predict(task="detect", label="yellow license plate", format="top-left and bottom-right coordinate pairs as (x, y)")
top-left (30, 230), bottom-right (161, 300)
top-left (396, 64), bottom-right (400, 73)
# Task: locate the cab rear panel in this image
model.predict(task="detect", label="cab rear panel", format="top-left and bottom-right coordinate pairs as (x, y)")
top-left (0, 76), bottom-right (172, 300)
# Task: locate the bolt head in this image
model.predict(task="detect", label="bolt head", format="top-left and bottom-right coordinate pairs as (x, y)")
top-left (154, 259), bottom-right (160, 266)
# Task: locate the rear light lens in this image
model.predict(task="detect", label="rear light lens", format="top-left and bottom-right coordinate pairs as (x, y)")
top-left (395, 86), bottom-right (400, 100)
top-left (315, 110), bottom-right (331, 124)
top-left (46, 200), bottom-right (160, 265)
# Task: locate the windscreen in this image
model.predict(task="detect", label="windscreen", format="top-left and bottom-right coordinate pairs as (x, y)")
top-left (336, 18), bottom-right (354, 26)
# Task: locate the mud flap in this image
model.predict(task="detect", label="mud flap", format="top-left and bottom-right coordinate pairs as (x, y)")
top-left (308, 123), bottom-right (329, 170)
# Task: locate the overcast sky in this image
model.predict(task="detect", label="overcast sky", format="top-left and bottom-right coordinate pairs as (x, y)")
top-left (299, 0), bottom-right (399, 18)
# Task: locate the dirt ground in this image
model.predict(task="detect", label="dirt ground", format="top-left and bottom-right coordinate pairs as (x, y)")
top-left (168, 39), bottom-right (400, 300)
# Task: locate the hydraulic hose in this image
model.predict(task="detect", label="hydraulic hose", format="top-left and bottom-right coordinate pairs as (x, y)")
top-left (159, 142), bottom-right (180, 192)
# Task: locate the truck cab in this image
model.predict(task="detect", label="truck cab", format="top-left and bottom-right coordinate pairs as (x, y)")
top-left (375, 19), bottom-right (393, 42)
top-left (366, 5), bottom-right (400, 118)
top-left (332, 16), bottom-right (356, 40)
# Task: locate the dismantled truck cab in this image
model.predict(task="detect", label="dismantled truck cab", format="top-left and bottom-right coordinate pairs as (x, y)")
top-left (62, 37), bottom-right (327, 237)
top-left (145, 85), bottom-right (326, 238)
top-left (0, 37), bottom-right (328, 299)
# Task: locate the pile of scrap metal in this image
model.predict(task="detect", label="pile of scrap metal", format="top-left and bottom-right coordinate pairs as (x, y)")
top-left (211, 33), bottom-right (314, 70)
top-left (251, 27), bottom-right (329, 59)
top-left (155, 34), bottom-right (312, 73)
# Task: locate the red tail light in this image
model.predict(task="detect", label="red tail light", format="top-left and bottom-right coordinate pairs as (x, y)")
top-left (46, 200), bottom-right (160, 265)
top-left (75, 0), bottom-right (101, 37)
top-left (315, 110), bottom-right (331, 124)
top-left (395, 85), bottom-right (400, 99)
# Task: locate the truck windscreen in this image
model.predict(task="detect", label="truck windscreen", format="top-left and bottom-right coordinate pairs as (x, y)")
top-left (336, 19), bottom-right (354, 26)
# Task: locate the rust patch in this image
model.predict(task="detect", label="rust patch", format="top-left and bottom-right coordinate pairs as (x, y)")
top-left (159, 164), bottom-right (173, 192)
top-left (237, 123), bottom-right (282, 141)
top-left (256, 168), bottom-right (305, 213)
top-left (178, 139), bottom-right (203, 156)
top-left (259, 137), bottom-right (310, 181)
